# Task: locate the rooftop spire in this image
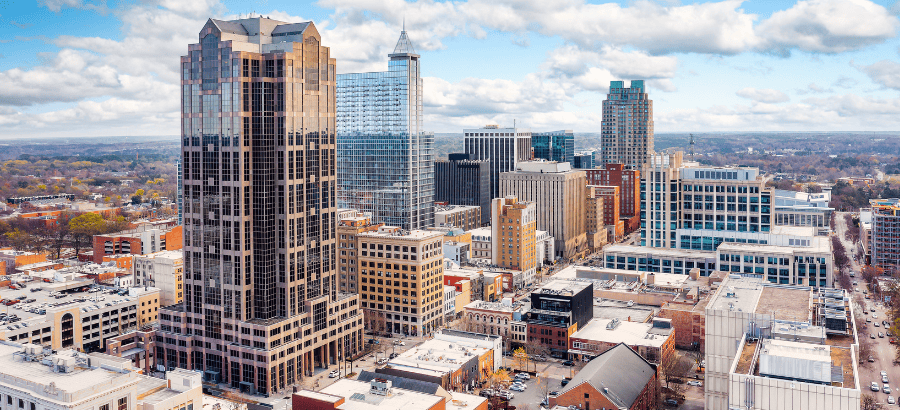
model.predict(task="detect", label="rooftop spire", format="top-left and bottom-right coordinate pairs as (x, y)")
top-left (391, 27), bottom-right (418, 56)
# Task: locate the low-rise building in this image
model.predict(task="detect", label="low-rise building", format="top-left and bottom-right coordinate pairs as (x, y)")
top-left (435, 204), bottom-right (482, 231)
top-left (468, 227), bottom-right (492, 264)
top-left (525, 280), bottom-right (593, 358)
top-left (773, 189), bottom-right (833, 236)
top-left (548, 343), bottom-right (659, 410)
top-left (568, 317), bottom-right (675, 365)
top-left (461, 299), bottom-right (527, 350)
top-left (294, 373), bottom-right (487, 410)
top-left (380, 330), bottom-right (501, 391)
top-left (132, 250), bottom-right (183, 307)
top-left (602, 244), bottom-right (718, 276)
top-left (536, 230), bottom-right (555, 266)
top-left (0, 250), bottom-right (47, 275)
top-left (715, 239), bottom-right (833, 287)
top-left (92, 225), bottom-right (183, 264)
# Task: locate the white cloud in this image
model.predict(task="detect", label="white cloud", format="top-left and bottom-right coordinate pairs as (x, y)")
top-left (857, 60), bottom-right (900, 90)
top-left (758, 0), bottom-right (898, 54)
top-left (735, 88), bottom-right (790, 103)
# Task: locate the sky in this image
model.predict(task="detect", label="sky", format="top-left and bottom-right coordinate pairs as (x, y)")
top-left (3, 0), bottom-right (900, 138)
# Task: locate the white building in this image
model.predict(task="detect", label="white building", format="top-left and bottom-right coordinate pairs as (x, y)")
top-left (536, 230), bottom-right (555, 265)
top-left (132, 250), bottom-right (183, 307)
top-left (468, 227), bottom-right (492, 264)
top-left (443, 286), bottom-right (458, 320)
top-left (463, 125), bottom-right (533, 199)
top-left (774, 189), bottom-right (834, 236)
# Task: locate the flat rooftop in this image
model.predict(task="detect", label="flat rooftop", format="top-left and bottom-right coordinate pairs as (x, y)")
top-left (536, 279), bottom-right (592, 295)
top-left (593, 299), bottom-right (656, 323)
top-left (134, 250), bottom-right (182, 261)
top-left (0, 284), bottom-right (152, 324)
top-left (755, 287), bottom-right (811, 323)
top-left (716, 237), bottom-right (830, 254)
top-left (771, 225), bottom-right (817, 236)
top-left (0, 343), bottom-right (136, 397)
top-left (602, 244), bottom-right (716, 259)
top-left (570, 318), bottom-right (670, 348)
top-left (446, 392), bottom-right (487, 410)
top-left (388, 337), bottom-right (490, 373)
top-left (318, 379), bottom-right (443, 410)
top-left (707, 275), bottom-right (766, 313)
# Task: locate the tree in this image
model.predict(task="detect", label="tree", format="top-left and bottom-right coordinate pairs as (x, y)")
top-left (862, 266), bottom-right (885, 284)
top-left (513, 347), bottom-right (532, 373)
top-left (862, 393), bottom-right (881, 410)
top-left (131, 195), bottom-right (142, 205)
top-left (48, 212), bottom-right (74, 259)
top-left (486, 367), bottom-right (511, 390)
top-left (660, 352), bottom-right (691, 398)
top-left (69, 213), bottom-right (106, 256)
top-left (5, 229), bottom-right (37, 252)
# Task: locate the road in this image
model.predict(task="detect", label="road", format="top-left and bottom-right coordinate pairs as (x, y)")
top-left (858, 301), bottom-right (899, 407)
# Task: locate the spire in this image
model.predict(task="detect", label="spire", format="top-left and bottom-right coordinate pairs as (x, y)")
top-left (391, 28), bottom-right (418, 56)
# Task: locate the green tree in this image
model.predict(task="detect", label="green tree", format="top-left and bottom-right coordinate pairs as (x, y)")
top-left (5, 229), bottom-right (37, 252)
top-left (69, 213), bottom-right (106, 256)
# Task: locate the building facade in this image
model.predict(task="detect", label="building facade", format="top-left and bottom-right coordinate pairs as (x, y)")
top-left (531, 130), bottom-right (574, 164)
top-left (159, 17), bottom-right (364, 396)
top-left (591, 185), bottom-right (623, 242)
top-left (641, 152), bottom-right (684, 248)
top-left (434, 204), bottom-right (481, 231)
top-left (525, 280), bottom-right (593, 358)
top-left (500, 161), bottom-right (587, 260)
top-left (92, 226), bottom-right (183, 263)
top-left (463, 126), bottom-right (532, 199)
top-left (584, 187), bottom-right (607, 251)
top-left (586, 163), bottom-right (641, 219)
top-left (434, 153), bottom-right (491, 224)
top-left (337, 215), bottom-right (383, 294)
top-left (133, 250), bottom-right (184, 307)
top-left (572, 152), bottom-right (595, 169)
top-left (870, 198), bottom-right (900, 273)
top-left (357, 227), bottom-right (445, 336)
top-left (336, 30), bottom-right (433, 230)
top-left (600, 80), bottom-right (654, 168)
top-left (490, 196), bottom-right (537, 289)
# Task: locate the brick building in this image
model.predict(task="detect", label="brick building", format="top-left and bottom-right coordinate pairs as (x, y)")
top-left (525, 280), bottom-right (593, 358)
top-left (549, 343), bottom-right (658, 410)
top-left (92, 225), bottom-right (183, 263)
top-left (591, 186), bottom-right (624, 242)
top-left (586, 163), bottom-right (640, 219)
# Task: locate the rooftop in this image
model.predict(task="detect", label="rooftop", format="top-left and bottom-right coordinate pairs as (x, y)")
top-left (602, 244), bottom-right (716, 259)
top-left (388, 337), bottom-right (491, 373)
top-left (715, 236), bottom-right (831, 254)
top-left (535, 279), bottom-right (592, 296)
top-left (358, 228), bottom-right (444, 241)
top-left (511, 160), bottom-right (574, 173)
top-left (593, 299), bottom-right (656, 323)
top-left (133, 250), bottom-right (183, 261)
top-left (570, 318), bottom-right (671, 348)
top-left (754, 286), bottom-right (812, 323)
top-left (317, 379), bottom-right (443, 410)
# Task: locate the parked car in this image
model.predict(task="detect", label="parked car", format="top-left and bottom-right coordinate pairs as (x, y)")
top-left (376, 358), bottom-right (388, 365)
top-left (328, 370), bottom-right (339, 378)
top-left (687, 380), bottom-right (703, 387)
top-left (393, 340), bottom-right (405, 346)
top-left (881, 333), bottom-right (886, 338)
top-left (870, 356), bottom-right (877, 362)
top-left (890, 396), bottom-right (896, 405)
top-left (509, 384), bottom-right (526, 392)
top-left (872, 334), bottom-right (878, 339)
top-left (885, 375), bottom-right (890, 384)
top-left (885, 384), bottom-right (892, 394)
top-left (561, 378), bottom-right (571, 386)
top-left (389, 353), bottom-right (399, 359)
top-left (562, 360), bottom-right (575, 366)
top-left (479, 389), bottom-right (495, 398)
top-left (875, 382), bottom-right (883, 391)
top-left (665, 398), bottom-right (678, 406)
top-left (515, 373), bottom-right (530, 380)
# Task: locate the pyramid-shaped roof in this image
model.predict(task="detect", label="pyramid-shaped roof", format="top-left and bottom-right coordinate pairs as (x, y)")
top-left (391, 30), bottom-right (418, 56)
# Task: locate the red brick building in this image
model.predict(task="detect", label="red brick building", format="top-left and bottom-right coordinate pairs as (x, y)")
top-left (92, 225), bottom-right (182, 263)
top-left (591, 186), bottom-right (624, 242)
top-left (549, 343), bottom-right (659, 410)
top-left (586, 164), bottom-right (641, 234)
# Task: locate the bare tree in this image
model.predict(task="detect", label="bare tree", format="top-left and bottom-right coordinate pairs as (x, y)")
top-left (862, 393), bottom-right (881, 410)
top-left (660, 353), bottom-right (692, 398)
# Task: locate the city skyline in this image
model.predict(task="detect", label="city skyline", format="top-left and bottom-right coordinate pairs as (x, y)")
top-left (3, 0), bottom-right (900, 138)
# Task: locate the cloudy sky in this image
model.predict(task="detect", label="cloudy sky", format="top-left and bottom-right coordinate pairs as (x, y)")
top-left (2, 0), bottom-right (900, 138)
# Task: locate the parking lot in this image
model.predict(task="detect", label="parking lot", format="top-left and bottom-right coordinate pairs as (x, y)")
top-left (0, 282), bottom-right (130, 326)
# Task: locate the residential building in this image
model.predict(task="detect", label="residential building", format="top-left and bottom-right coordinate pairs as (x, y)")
top-left (490, 196), bottom-right (537, 288)
top-left (379, 330), bottom-right (501, 391)
top-left (337, 215), bottom-right (384, 294)
top-left (568, 317), bottom-right (674, 365)
top-left (600, 80), bottom-right (654, 168)
top-left (92, 225), bottom-right (183, 263)
top-left (525, 280), bottom-right (593, 358)
top-left (531, 130), bottom-right (574, 164)
top-left (0, 286), bottom-right (160, 352)
top-left (870, 198), bottom-right (900, 273)
top-left (337, 29), bottom-right (433, 230)
top-left (434, 204), bottom-right (481, 231)
top-left (641, 152), bottom-right (685, 248)
top-left (461, 298), bottom-right (528, 350)
top-left (586, 163), bottom-right (641, 232)
top-left (705, 275), bottom-right (858, 410)
top-left (548, 343), bottom-right (659, 410)
top-left (602, 244), bottom-right (717, 276)
top-left (500, 161), bottom-right (588, 259)
top-left (468, 227), bottom-right (492, 263)
top-left (159, 17), bottom-right (364, 395)
top-left (0, 343), bottom-right (207, 410)
top-left (434, 153), bottom-right (491, 224)
top-left (357, 227), bottom-right (445, 336)
top-left (133, 250), bottom-right (184, 307)
top-left (584, 186), bottom-right (607, 251)
top-left (590, 185), bottom-right (623, 243)
top-left (463, 125), bottom-right (532, 199)
top-left (774, 189), bottom-right (833, 236)
top-left (294, 374), bottom-right (487, 410)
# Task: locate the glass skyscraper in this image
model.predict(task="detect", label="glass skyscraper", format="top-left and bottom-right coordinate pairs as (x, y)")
top-left (336, 30), bottom-right (433, 230)
top-left (532, 130), bottom-right (574, 164)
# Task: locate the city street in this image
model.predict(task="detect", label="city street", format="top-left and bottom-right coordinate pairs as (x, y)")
top-left (857, 301), bottom-right (898, 407)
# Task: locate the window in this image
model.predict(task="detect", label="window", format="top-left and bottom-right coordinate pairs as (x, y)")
top-left (118, 397), bottom-right (128, 410)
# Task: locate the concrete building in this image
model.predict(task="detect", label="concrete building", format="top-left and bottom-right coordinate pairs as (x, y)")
top-left (705, 275), bottom-right (859, 410)
top-left (380, 330), bottom-right (501, 391)
top-left (435, 204), bottom-right (482, 231)
top-left (500, 161), bottom-right (587, 259)
top-left (600, 80), bottom-right (654, 168)
top-left (602, 244), bottom-right (718, 276)
top-left (132, 250), bottom-right (183, 307)
top-left (548, 343), bottom-right (659, 410)
top-left (774, 189), bottom-right (833, 236)
top-left (525, 280), bottom-right (593, 358)
top-left (568, 317), bottom-right (674, 365)
top-left (468, 227), bottom-right (492, 264)
top-left (337, 29), bottom-right (433, 230)
top-left (532, 130), bottom-right (574, 164)
top-left (92, 226), bottom-right (183, 264)
top-left (641, 152), bottom-right (685, 248)
top-left (434, 153), bottom-right (491, 225)
top-left (294, 376), bottom-right (487, 410)
top-left (463, 125), bottom-right (532, 199)
top-left (870, 198), bottom-right (900, 273)
top-left (0, 286), bottom-right (160, 352)
top-left (357, 227), bottom-right (445, 336)
top-left (716, 240), bottom-right (833, 287)
top-left (160, 17), bottom-right (364, 395)
top-left (337, 216), bottom-right (384, 294)
top-left (490, 196), bottom-right (537, 288)
top-left (536, 230), bottom-right (556, 266)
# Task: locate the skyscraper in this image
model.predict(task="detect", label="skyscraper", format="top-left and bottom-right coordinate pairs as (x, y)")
top-left (434, 153), bottom-right (491, 224)
top-left (463, 125), bottom-right (532, 199)
top-left (158, 17), bottom-right (363, 396)
top-left (532, 130), bottom-right (574, 164)
top-left (336, 30), bottom-right (433, 230)
top-left (600, 80), bottom-right (654, 168)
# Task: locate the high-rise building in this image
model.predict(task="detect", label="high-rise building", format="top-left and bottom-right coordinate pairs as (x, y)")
top-left (641, 152), bottom-right (684, 248)
top-left (133, 250), bottom-right (184, 307)
top-left (176, 159), bottom-right (183, 225)
top-left (572, 152), bottom-right (595, 169)
top-left (490, 196), bottom-right (537, 288)
top-left (600, 80), bottom-right (654, 167)
top-left (464, 125), bottom-right (532, 199)
top-left (336, 30), bottom-right (433, 230)
top-left (590, 185), bottom-right (623, 242)
top-left (500, 161), bottom-right (587, 259)
top-left (532, 130), bottom-right (574, 164)
top-left (159, 17), bottom-right (364, 395)
top-left (356, 226), bottom-right (445, 336)
top-left (434, 153), bottom-right (491, 224)
top-left (869, 198), bottom-right (900, 273)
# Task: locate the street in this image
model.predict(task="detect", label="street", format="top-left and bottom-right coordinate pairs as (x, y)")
top-left (858, 301), bottom-right (898, 407)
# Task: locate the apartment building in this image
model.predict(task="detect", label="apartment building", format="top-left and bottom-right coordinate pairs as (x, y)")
top-left (133, 250), bottom-right (183, 307)
top-left (525, 280), bottom-right (593, 358)
top-left (463, 125), bottom-right (532, 199)
top-left (357, 227), bottom-right (445, 336)
top-left (92, 226), bottom-right (183, 263)
top-left (468, 227), bottom-right (492, 263)
top-left (435, 204), bottom-right (482, 231)
top-left (600, 80), bottom-right (654, 168)
top-left (490, 196), bottom-right (537, 288)
top-left (500, 161), bottom-right (587, 259)
top-left (641, 152), bottom-right (684, 248)
top-left (549, 343), bottom-right (659, 410)
top-left (586, 163), bottom-right (641, 220)
top-left (870, 198), bottom-right (900, 272)
top-left (336, 216), bottom-right (383, 294)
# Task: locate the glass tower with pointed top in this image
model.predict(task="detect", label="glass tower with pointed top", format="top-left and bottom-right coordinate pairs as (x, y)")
top-left (336, 30), bottom-right (433, 230)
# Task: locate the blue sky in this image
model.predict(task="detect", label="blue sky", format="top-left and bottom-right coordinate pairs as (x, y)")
top-left (2, 0), bottom-right (900, 138)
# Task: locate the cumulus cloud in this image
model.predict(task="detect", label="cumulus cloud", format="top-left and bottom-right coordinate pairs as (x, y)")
top-left (735, 88), bottom-right (790, 103)
top-left (857, 60), bottom-right (900, 90)
top-left (39, 0), bottom-right (108, 14)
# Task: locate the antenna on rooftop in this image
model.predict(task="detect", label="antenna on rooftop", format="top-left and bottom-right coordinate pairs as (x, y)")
top-left (689, 133), bottom-right (695, 161)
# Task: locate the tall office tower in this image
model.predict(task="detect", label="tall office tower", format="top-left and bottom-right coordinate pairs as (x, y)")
top-left (337, 215), bottom-right (383, 294)
top-left (600, 80), bottom-right (654, 167)
top-left (532, 130), bottom-right (574, 164)
top-left (641, 152), bottom-right (684, 248)
top-left (434, 153), bottom-right (491, 224)
top-left (464, 125), bottom-right (532, 199)
top-left (159, 17), bottom-right (363, 396)
top-left (176, 159), bottom-right (183, 225)
top-left (355, 226), bottom-right (446, 335)
top-left (336, 30), bottom-right (433, 230)
top-left (868, 199), bottom-right (900, 273)
top-left (500, 161), bottom-right (587, 260)
top-left (490, 196), bottom-right (538, 289)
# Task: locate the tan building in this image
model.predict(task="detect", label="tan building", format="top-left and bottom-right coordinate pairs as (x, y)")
top-left (357, 227), bottom-right (445, 336)
top-left (434, 204), bottom-right (482, 231)
top-left (490, 196), bottom-right (537, 289)
top-left (462, 299), bottom-right (527, 350)
top-left (337, 215), bottom-right (383, 294)
top-left (585, 186), bottom-right (608, 251)
top-left (133, 250), bottom-right (183, 307)
top-left (500, 161), bottom-right (587, 260)
top-left (592, 185), bottom-right (624, 242)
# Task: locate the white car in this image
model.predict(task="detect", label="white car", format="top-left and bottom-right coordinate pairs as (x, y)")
top-left (875, 314), bottom-right (879, 319)
top-left (393, 340), bottom-right (405, 346)
top-left (509, 384), bottom-right (526, 392)
top-left (515, 373), bottom-right (530, 380)
top-left (328, 370), bottom-right (339, 378)
top-left (873, 382), bottom-right (881, 391)
top-left (890, 396), bottom-right (896, 405)
top-left (687, 380), bottom-right (703, 387)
